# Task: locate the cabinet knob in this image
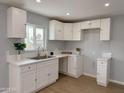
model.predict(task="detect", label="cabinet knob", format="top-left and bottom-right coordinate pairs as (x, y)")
top-left (101, 62), bottom-right (104, 64)
top-left (28, 67), bottom-right (31, 69)
top-left (88, 21), bottom-right (91, 25)
top-left (35, 78), bottom-right (37, 82)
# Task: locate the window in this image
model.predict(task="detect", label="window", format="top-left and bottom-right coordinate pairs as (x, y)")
top-left (25, 24), bottom-right (46, 51)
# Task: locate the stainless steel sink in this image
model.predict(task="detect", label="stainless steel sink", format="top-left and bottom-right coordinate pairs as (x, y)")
top-left (30, 56), bottom-right (55, 60)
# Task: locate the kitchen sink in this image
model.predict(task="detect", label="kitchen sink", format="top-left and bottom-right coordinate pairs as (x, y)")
top-left (30, 55), bottom-right (55, 60)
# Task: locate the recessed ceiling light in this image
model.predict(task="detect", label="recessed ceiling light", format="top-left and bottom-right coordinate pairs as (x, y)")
top-left (66, 13), bottom-right (70, 16)
top-left (105, 3), bottom-right (110, 7)
top-left (36, 0), bottom-right (42, 3)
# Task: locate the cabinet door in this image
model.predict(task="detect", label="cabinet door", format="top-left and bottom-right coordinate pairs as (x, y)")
top-left (7, 7), bottom-right (27, 38)
top-left (100, 18), bottom-right (111, 40)
top-left (64, 23), bottom-right (73, 40)
top-left (97, 67), bottom-right (107, 83)
top-left (48, 62), bottom-right (58, 83)
top-left (90, 19), bottom-right (100, 29)
top-left (59, 58), bottom-right (68, 74)
top-left (73, 23), bottom-right (82, 40)
top-left (68, 56), bottom-right (77, 76)
top-left (21, 71), bottom-right (36, 93)
top-left (81, 21), bottom-right (90, 29)
top-left (36, 65), bottom-right (48, 89)
top-left (76, 56), bottom-right (83, 76)
top-left (97, 61), bottom-right (108, 83)
top-left (55, 21), bottom-right (64, 40)
top-left (49, 20), bottom-right (64, 40)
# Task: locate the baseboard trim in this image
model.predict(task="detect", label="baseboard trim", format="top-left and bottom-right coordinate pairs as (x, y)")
top-left (83, 73), bottom-right (96, 78)
top-left (110, 80), bottom-right (124, 86)
top-left (83, 72), bottom-right (124, 86)
top-left (1, 90), bottom-right (10, 93)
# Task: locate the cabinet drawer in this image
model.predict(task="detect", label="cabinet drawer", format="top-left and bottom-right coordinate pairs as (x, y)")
top-left (97, 61), bottom-right (107, 66)
top-left (21, 64), bottom-right (36, 73)
top-left (37, 59), bottom-right (58, 69)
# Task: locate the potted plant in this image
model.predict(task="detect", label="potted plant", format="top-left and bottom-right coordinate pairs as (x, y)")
top-left (14, 43), bottom-right (26, 60)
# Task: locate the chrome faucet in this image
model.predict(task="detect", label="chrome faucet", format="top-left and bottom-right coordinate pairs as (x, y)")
top-left (37, 47), bottom-right (48, 58)
top-left (37, 47), bottom-right (42, 58)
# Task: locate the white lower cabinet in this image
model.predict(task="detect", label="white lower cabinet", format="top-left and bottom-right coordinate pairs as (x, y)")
top-left (59, 57), bottom-right (68, 74)
top-left (21, 71), bottom-right (36, 93)
top-left (9, 59), bottom-right (59, 93)
top-left (36, 65), bottom-right (48, 90)
top-left (48, 62), bottom-right (58, 83)
top-left (36, 60), bottom-right (58, 90)
top-left (97, 60), bottom-right (110, 87)
top-left (68, 55), bottom-right (83, 78)
top-left (59, 55), bottom-right (83, 78)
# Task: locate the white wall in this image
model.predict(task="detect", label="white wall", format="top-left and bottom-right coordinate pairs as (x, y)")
top-left (110, 16), bottom-right (124, 82)
top-left (0, 4), bottom-right (9, 88)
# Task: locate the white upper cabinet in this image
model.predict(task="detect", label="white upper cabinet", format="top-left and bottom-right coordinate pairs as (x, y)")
top-left (64, 23), bottom-right (73, 40)
top-left (49, 20), bottom-right (82, 41)
top-left (81, 21), bottom-right (91, 29)
top-left (90, 19), bottom-right (100, 29)
top-left (81, 19), bottom-right (100, 30)
top-left (73, 23), bottom-right (82, 40)
top-left (7, 7), bottom-right (27, 38)
top-left (49, 20), bottom-right (64, 40)
top-left (49, 18), bottom-right (110, 41)
top-left (100, 18), bottom-right (111, 40)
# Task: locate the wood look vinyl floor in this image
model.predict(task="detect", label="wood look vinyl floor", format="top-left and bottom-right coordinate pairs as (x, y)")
top-left (37, 74), bottom-right (124, 93)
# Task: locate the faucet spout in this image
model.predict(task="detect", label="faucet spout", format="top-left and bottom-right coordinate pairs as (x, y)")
top-left (37, 47), bottom-right (41, 58)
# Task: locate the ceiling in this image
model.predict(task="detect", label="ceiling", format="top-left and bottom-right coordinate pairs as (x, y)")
top-left (0, 0), bottom-right (124, 21)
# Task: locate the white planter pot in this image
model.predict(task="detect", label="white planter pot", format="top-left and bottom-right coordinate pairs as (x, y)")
top-left (16, 55), bottom-right (22, 61)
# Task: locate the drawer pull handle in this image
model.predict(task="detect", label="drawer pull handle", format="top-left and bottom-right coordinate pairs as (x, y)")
top-left (28, 67), bottom-right (31, 69)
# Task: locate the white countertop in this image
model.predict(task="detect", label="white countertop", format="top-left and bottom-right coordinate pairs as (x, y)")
top-left (7, 54), bottom-right (81, 66)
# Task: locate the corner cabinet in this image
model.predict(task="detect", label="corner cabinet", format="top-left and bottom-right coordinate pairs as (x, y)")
top-left (9, 59), bottom-right (59, 93)
top-left (7, 7), bottom-right (27, 38)
top-left (49, 20), bottom-right (64, 40)
top-left (100, 18), bottom-right (111, 41)
top-left (49, 20), bottom-right (82, 41)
